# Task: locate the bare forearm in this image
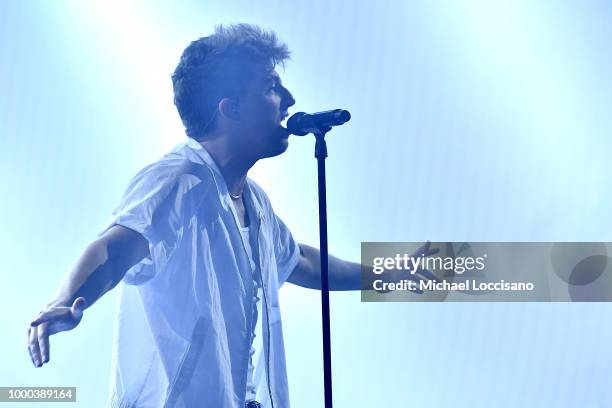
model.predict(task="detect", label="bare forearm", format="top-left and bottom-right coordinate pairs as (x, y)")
top-left (290, 244), bottom-right (365, 291)
top-left (50, 240), bottom-right (118, 307)
top-left (49, 226), bottom-right (149, 308)
top-left (327, 252), bottom-right (363, 291)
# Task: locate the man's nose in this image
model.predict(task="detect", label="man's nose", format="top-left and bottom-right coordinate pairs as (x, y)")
top-left (282, 87), bottom-right (296, 109)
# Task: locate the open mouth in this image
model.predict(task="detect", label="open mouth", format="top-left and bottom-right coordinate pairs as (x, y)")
top-left (278, 125), bottom-right (291, 137)
top-left (280, 111), bottom-right (288, 124)
top-left (277, 112), bottom-right (291, 136)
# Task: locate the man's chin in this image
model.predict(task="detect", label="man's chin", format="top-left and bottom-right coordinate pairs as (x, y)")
top-left (263, 137), bottom-right (289, 158)
top-left (252, 126), bottom-right (291, 158)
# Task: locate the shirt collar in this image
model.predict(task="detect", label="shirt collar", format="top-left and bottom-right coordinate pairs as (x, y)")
top-left (184, 138), bottom-right (264, 219)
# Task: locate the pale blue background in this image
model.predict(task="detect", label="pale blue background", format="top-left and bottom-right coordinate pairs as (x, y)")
top-left (2, 1), bottom-right (611, 407)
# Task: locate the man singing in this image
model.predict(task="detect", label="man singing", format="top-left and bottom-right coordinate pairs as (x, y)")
top-left (27, 24), bottom-right (433, 408)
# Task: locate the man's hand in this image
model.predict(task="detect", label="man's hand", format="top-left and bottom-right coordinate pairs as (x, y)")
top-left (399, 241), bottom-right (440, 293)
top-left (27, 297), bottom-right (86, 367)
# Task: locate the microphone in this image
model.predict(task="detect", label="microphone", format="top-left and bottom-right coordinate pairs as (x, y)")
top-left (286, 109), bottom-right (351, 136)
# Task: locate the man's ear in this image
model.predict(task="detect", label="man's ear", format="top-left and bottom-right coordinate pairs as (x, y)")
top-left (218, 97), bottom-right (240, 121)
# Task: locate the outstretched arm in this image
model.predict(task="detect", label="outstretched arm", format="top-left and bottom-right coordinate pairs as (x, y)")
top-left (27, 225), bottom-right (149, 367)
top-left (287, 242), bottom-right (438, 291)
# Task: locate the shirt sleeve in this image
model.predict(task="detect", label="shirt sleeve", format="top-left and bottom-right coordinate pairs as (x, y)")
top-left (99, 162), bottom-right (197, 285)
top-left (273, 213), bottom-right (301, 287)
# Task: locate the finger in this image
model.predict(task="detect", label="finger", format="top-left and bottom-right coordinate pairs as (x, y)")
top-left (416, 268), bottom-right (439, 282)
top-left (27, 327), bottom-right (36, 367)
top-left (28, 326), bottom-right (42, 367)
top-left (31, 307), bottom-right (74, 327)
top-left (404, 274), bottom-right (422, 283)
top-left (420, 241), bottom-right (431, 255)
top-left (71, 297), bottom-right (86, 320)
top-left (27, 344), bottom-right (35, 366)
top-left (37, 323), bottom-right (50, 364)
top-left (30, 310), bottom-right (45, 327)
top-left (31, 309), bottom-right (58, 327)
top-left (413, 242), bottom-right (430, 258)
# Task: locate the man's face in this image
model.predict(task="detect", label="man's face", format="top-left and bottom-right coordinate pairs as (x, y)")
top-left (233, 65), bottom-right (296, 158)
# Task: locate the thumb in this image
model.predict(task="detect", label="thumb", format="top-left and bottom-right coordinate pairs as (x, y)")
top-left (70, 297), bottom-right (86, 319)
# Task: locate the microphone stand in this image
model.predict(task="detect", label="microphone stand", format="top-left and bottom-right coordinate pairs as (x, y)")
top-left (313, 126), bottom-right (333, 408)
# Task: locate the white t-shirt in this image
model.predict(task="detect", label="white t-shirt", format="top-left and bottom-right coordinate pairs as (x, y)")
top-left (239, 224), bottom-right (263, 402)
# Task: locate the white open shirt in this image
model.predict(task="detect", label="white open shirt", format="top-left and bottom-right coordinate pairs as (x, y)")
top-left (102, 139), bottom-right (300, 408)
